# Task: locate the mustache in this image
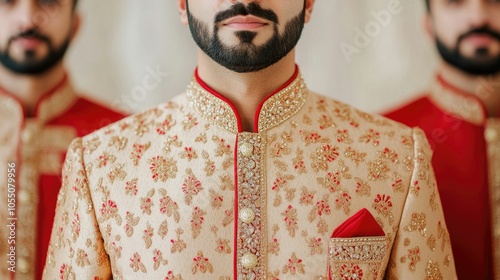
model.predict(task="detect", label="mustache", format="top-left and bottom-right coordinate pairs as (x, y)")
top-left (458, 26), bottom-right (500, 44)
top-left (214, 3), bottom-right (279, 24)
top-left (8, 29), bottom-right (51, 45)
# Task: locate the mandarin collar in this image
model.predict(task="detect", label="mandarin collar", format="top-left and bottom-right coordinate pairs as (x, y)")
top-left (429, 74), bottom-right (488, 125)
top-left (186, 66), bottom-right (308, 133)
top-left (0, 74), bottom-right (77, 124)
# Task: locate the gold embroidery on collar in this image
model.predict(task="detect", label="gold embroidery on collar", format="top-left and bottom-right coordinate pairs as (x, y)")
top-left (186, 75), bottom-right (308, 133)
top-left (258, 76), bottom-right (308, 132)
top-left (485, 118), bottom-right (500, 280)
top-left (429, 82), bottom-right (485, 125)
top-left (186, 81), bottom-right (239, 133)
top-left (38, 83), bottom-right (77, 123)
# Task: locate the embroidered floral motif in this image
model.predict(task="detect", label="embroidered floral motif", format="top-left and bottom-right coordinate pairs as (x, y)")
top-left (282, 253), bottom-right (305, 275)
top-left (143, 222), bottom-right (154, 249)
top-left (354, 177), bottom-right (371, 197)
top-left (140, 189), bottom-right (155, 215)
top-left (318, 114), bottom-right (337, 130)
top-left (407, 247), bottom-right (422, 272)
top-left (372, 194), bottom-right (393, 217)
top-left (155, 114), bottom-right (176, 135)
top-left (292, 148), bottom-right (307, 174)
top-left (367, 160), bottom-right (390, 181)
top-left (425, 261), bottom-right (443, 280)
top-left (130, 142), bottom-right (151, 166)
top-left (299, 187), bottom-right (316, 205)
top-left (75, 249), bottom-right (90, 267)
top-left (310, 144), bottom-right (340, 172)
top-left (153, 220), bottom-right (167, 241)
top-left (191, 207), bottom-right (207, 239)
top-left (130, 252), bottom-right (147, 273)
top-left (359, 129), bottom-right (380, 146)
top-left (191, 251), bottom-right (213, 274)
top-left (179, 146), bottom-right (198, 161)
top-left (334, 190), bottom-right (352, 215)
top-left (152, 249), bottom-right (168, 271)
top-left (336, 129), bottom-right (353, 144)
top-left (125, 178), bottom-right (139, 196)
top-left (149, 156), bottom-right (178, 182)
top-left (404, 213), bottom-right (427, 237)
top-left (282, 205), bottom-right (299, 237)
top-left (99, 199), bottom-right (122, 224)
top-left (182, 169), bottom-right (203, 205)
top-left (158, 188), bottom-right (181, 223)
top-left (344, 147), bottom-right (367, 166)
top-left (170, 228), bottom-right (187, 254)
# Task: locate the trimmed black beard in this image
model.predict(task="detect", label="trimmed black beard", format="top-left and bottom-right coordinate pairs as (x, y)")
top-left (0, 29), bottom-right (70, 75)
top-left (187, 2), bottom-right (305, 73)
top-left (436, 26), bottom-right (500, 76)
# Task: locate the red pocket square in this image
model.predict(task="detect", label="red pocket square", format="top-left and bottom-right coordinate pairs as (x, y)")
top-left (331, 208), bottom-right (385, 238)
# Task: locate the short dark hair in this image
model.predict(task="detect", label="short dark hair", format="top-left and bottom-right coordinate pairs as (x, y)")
top-left (425, 0), bottom-right (430, 12)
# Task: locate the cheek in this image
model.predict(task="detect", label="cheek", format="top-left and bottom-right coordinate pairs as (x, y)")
top-left (0, 19), bottom-right (13, 49)
top-left (275, 3), bottom-right (303, 32)
top-left (189, 1), bottom-right (220, 29)
top-left (432, 16), bottom-right (463, 46)
top-left (40, 16), bottom-right (73, 44)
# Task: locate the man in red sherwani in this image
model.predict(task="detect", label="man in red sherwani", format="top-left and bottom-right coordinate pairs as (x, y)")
top-left (385, 0), bottom-right (500, 279)
top-left (0, 0), bottom-right (125, 279)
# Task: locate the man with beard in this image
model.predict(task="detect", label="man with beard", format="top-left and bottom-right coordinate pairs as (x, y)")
top-left (0, 0), bottom-right (125, 279)
top-left (43, 0), bottom-right (456, 279)
top-left (385, 0), bottom-right (500, 279)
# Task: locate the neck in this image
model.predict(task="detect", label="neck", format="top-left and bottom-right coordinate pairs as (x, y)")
top-left (197, 49), bottom-right (297, 132)
top-left (438, 62), bottom-right (500, 118)
top-left (0, 63), bottom-right (66, 116)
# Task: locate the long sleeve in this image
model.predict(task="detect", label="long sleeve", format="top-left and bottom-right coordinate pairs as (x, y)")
top-left (386, 128), bottom-right (457, 279)
top-left (42, 138), bottom-right (112, 280)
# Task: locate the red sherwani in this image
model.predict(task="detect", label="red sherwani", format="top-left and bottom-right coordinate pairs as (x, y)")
top-left (385, 74), bottom-right (500, 280)
top-left (0, 75), bottom-right (126, 280)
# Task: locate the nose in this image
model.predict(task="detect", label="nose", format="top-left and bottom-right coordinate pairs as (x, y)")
top-left (467, 0), bottom-right (490, 28)
top-left (11, 1), bottom-right (39, 32)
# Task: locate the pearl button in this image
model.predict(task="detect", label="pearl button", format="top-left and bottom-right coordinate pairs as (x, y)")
top-left (241, 253), bottom-right (258, 269)
top-left (239, 142), bottom-right (254, 157)
top-left (239, 208), bottom-right (255, 223)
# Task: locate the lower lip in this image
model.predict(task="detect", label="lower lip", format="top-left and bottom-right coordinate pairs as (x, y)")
top-left (464, 34), bottom-right (495, 46)
top-left (224, 23), bottom-right (267, 30)
top-left (14, 38), bottom-right (43, 49)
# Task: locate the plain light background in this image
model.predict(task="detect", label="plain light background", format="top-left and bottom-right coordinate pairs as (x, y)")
top-left (66, 0), bottom-right (439, 114)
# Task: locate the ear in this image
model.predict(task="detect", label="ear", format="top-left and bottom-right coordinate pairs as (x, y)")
top-left (423, 13), bottom-right (434, 41)
top-left (304, 0), bottom-right (315, 24)
top-left (70, 13), bottom-right (81, 42)
top-left (178, 0), bottom-right (188, 25)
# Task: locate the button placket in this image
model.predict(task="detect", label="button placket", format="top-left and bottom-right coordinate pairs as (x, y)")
top-left (236, 133), bottom-right (267, 279)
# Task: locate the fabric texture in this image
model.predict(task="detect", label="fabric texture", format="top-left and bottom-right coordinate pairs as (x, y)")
top-left (43, 70), bottom-right (456, 279)
top-left (385, 74), bottom-right (500, 280)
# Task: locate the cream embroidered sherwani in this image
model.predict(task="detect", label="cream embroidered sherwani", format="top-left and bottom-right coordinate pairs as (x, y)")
top-left (43, 70), bottom-right (457, 279)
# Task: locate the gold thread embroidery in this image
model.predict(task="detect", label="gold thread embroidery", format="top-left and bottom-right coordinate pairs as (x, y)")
top-left (236, 132), bottom-right (267, 279)
top-left (429, 81), bottom-right (484, 125)
top-left (258, 76), bottom-right (308, 132)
